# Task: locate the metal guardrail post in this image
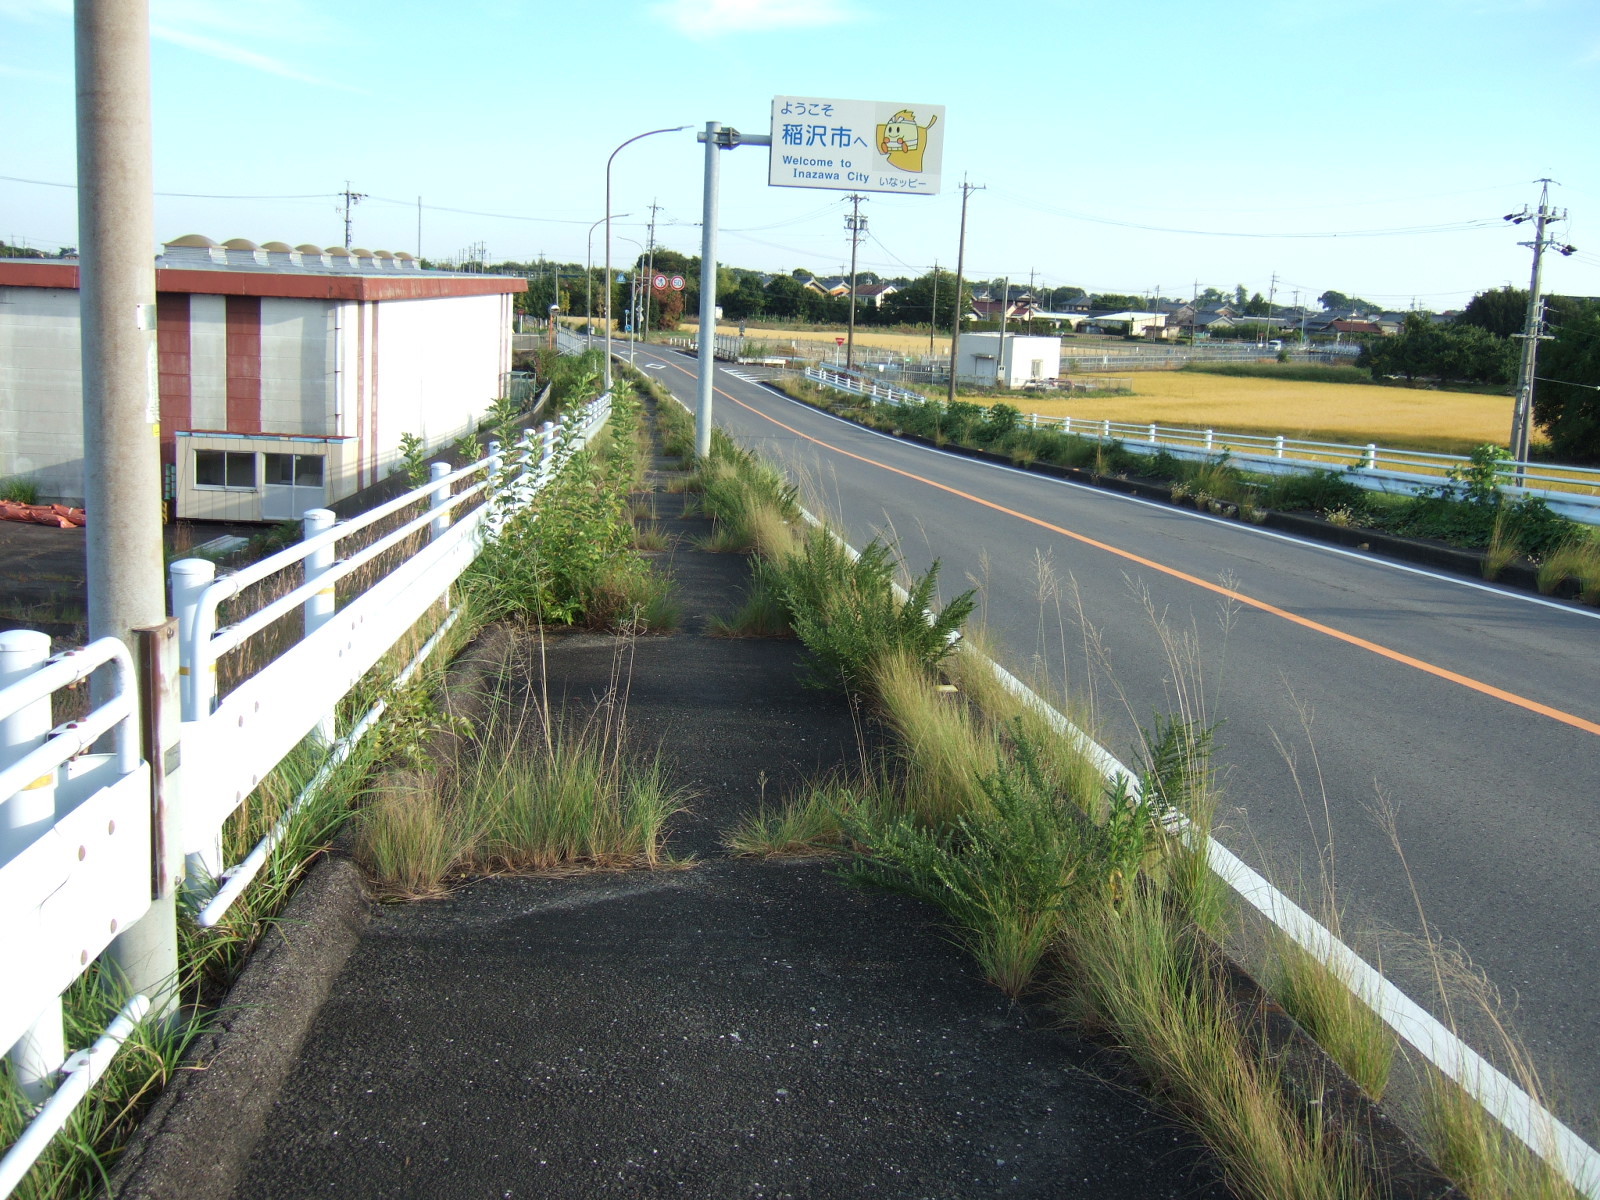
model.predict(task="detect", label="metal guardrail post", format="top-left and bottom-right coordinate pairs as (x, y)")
top-left (169, 558), bottom-right (217, 722)
top-left (170, 556), bottom-right (222, 885)
top-left (1364, 444), bottom-right (1378, 472)
top-left (0, 630), bottom-right (65, 1102)
top-left (539, 421), bottom-right (556, 479)
top-left (301, 509), bottom-right (337, 747)
top-left (429, 462), bottom-right (452, 541)
top-left (1148, 423), bottom-right (1158, 444)
top-left (1205, 430), bottom-right (1214, 452)
top-left (1, 630), bottom-right (57, 861)
top-left (1276, 435), bottom-right (1285, 459)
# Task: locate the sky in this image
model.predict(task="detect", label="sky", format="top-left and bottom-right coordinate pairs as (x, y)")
top-left (3, 0), bottom-right (1600, 310)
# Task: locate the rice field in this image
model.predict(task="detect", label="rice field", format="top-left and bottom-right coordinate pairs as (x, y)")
top-left (1020, 370), bottom-right (1514, 456)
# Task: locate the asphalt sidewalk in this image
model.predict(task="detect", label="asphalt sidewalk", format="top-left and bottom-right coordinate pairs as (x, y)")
top-left (123, 458), bottom-right (1231, 1199)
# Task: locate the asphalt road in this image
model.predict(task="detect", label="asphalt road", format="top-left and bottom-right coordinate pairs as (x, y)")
top-left (630, 345), bottom-right (1600, 1137)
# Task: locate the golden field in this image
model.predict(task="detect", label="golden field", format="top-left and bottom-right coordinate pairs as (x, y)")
top-left (1020, 370), bottom-right (1513, 456)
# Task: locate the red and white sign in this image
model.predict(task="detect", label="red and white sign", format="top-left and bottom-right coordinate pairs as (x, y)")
top-left (653, 274), bottom-right (668, 290)
top-left (670, 275), bottom-right (686, 291)
top-left (835, 337), bottom-right (845, 345)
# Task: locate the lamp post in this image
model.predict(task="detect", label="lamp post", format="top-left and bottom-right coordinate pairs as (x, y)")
top-left (616, 236), bottom-right (645, 364)
top-left (585, 213), bottom-right (627, 349)
top-left (606, 126), bottom-right (689, 389)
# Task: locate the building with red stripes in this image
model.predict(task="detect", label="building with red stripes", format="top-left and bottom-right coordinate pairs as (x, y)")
top-left (0, 235), bottom-right (526, 521)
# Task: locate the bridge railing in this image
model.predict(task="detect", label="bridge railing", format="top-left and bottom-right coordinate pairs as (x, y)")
top-left (0, 389), bottom-right (614, 1193)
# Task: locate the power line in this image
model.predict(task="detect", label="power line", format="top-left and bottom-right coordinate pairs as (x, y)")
top-left (0, 173), bottom-right (332, 200)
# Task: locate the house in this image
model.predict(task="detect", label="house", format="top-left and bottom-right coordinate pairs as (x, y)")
top-left (954, 333), bottom-right (1062, 387)
top-left (852, 281), bottom-right (899, 307)
top-left (968, 294), bottom-right (1042, 323)
top-left (1083, 310), bottom-right (1168, 338)
top-left (1327, 319), bottom-right (1384, 338)
top-left (0, 234), bottom-right (526, 521)
top-left (812, 276), bottom-right (851, 298)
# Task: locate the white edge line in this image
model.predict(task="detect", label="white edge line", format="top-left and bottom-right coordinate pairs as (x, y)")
top-left (786, 475), bottom-right (1600, 1198)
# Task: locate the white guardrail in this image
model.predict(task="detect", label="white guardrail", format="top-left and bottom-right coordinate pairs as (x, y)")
top-left (803, 367), bottom-right (1600, 526)
top-left (0, 390), bottom-right (613, 1193)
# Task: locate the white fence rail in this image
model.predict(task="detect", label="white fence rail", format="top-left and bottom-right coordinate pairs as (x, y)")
top-left (802, 371), bottom-right (1600, 526)
top-left (0, 390), bottom-right (614, 1194)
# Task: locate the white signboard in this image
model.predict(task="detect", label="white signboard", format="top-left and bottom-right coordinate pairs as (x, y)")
top-left (769, 97), bottom-right (945, 196)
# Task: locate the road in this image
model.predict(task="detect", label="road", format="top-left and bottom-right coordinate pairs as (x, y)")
top-left (630, 344), bottom-right (1600, 1137)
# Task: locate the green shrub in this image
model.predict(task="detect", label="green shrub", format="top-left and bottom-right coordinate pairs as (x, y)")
top-left (0, 476), bottom-right (40, 505)
top-left (766, 528), bottom-right (975, 693)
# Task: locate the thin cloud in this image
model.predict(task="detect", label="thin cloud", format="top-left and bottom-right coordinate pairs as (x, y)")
top-left (0, 62), bottom-right (67, 81)
top-left (150, 23), bottom-right (364, 92)
top-left (650, 0), bottom-right (860, 37)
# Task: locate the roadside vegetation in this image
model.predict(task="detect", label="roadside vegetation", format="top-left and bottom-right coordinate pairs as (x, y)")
top-left (691, 430), bottom-right (1585, 1200)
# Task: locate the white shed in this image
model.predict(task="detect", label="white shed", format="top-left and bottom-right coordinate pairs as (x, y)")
top-left (954, 333), bottom-right (1062, 387)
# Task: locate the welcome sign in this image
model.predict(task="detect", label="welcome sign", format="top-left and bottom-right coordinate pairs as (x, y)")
top-left (768, 97), bottom-right (945, 196)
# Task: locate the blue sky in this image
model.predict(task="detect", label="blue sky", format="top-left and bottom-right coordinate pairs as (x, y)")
top-left (3, 0), bottom-right (1599, 309)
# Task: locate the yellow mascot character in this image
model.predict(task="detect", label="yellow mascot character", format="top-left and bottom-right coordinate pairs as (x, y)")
top-left (877, 109), bottom-right (937, 173)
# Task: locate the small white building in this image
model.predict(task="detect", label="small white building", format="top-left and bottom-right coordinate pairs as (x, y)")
top-left (0, 235), bottom-right (526, 522)
top-left (954, 333), bottom-right (1062, 387)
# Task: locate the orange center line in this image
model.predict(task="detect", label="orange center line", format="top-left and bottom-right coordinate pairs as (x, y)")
top-left (655, 355), bottom-right (1600, 739)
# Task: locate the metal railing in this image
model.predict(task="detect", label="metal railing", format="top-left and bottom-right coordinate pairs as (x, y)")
top-left (801, 371), bottom-right (1600, 525)
top-left (0, 390), bottom-right (614, 1192)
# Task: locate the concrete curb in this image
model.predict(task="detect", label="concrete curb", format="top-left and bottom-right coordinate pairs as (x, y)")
top-left (109, 856), bottom-right (371, 1200)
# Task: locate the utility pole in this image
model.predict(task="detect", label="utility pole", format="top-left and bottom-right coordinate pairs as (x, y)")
top-left (416, 196), bottom-right (422, 259)
top-left (995, 275), bottom-right (1009, 387)
top-left (845, 194), bottom-right (866, 370)
top-left (643, 199), bottom-right (660, 346)
top-left (1506, 179), bottom-right (1575, 467)
top-left (340, 181), bottom-right (366, 249)
top-left (1267, 271), bottom-right (1278, 342)
top-left (929, 258), bottom-right (938, 359)
top-left (947, 179), bottom-right (984, 405)
top-left (75, 0), bottom-right (178, 1020)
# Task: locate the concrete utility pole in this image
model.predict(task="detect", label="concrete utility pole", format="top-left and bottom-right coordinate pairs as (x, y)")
top-left (946, 179), bottom-right (984, 405)
top-left (643, 200), bottom-right (660, 346)
top-left (75, 0), bottom-right (177, 1017)
top-left (1507, 180), bottom-right (1574, 466)
top-left (995, 275), bottom-right (1008, 388)
top-left (845, 194), bottom-right (866, 370)
top-left (340, 181), bottom-right (366, 249)
top-left (929, 258), bottom-right (938, 359)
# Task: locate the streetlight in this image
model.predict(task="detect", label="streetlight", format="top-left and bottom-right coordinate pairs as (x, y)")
top-left (606, 125), bottom-right (689, 389)
top-left (586, 213), bottom-right (628, 349)
top-left (616, 236), bottom-right (645, 364)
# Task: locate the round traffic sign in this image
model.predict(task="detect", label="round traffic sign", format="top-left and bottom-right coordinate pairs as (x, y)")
top-left (670, 275), bottom-right (686, 291)
top-left (835, 337), bottom-right (845, 345)
top-left (653, 274), bottom-right (668, 290)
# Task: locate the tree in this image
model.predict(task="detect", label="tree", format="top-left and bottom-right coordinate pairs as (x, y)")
top-left (1234, 284), bottom-right (1249, 308)
top-left (1089, 293), bottom-right (1145, 312)
top-left (1047, 285), bottom-right (1086, 308)
top-left (1244, 291), bottom-right (1270, 316)
top-left (763, 274), bottom-right (809, 320)
top-left (1532, 304), bottom-right (1600, 462)
top-left (1318, 289), bottom-right (1378, 313)
top-left (1197, 286), bottom-right (1230, 307)
top-left (882, 269), bottom-right (966, 328)
top-left (1457, 286), bottom-right (1527, 338)
top-left (1359, 313), bottom-right (1515, 384)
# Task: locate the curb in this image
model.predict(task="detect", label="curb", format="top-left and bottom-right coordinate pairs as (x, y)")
top-left (109, 856), bottom-right (372, 1200)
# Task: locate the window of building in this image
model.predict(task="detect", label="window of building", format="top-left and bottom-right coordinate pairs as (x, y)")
top-left (194, 450), bottom-right (257, 490)
top-left (263, 453), bottom-right (324, 488)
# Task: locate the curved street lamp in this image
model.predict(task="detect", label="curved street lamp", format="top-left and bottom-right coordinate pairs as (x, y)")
top-left (586, 212), bottom-right (628, 349)
top-left (605, 125), bottom-right (689, 388)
